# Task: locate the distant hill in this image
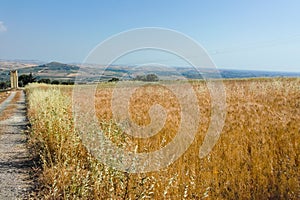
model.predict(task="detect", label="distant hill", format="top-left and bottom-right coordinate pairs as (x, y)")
top-left (71, 65), bottom-right (300, 82)
top-left (176, 68), bottom-right (300, 79)
top-left (0, 61), bottom-right (81, 82)
top-left (16, 62), bottom-right (80, 81)
top-left (0, 60), bottom-right (299, 82)
top-left (37, 62), bottom-right (80, 71)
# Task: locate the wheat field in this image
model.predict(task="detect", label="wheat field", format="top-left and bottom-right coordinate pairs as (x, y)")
top-left (26, 78), bottom-right (299, 199)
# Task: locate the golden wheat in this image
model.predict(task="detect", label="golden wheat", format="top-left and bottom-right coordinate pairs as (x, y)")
top-left (26, 78), bottom-right (299, 199)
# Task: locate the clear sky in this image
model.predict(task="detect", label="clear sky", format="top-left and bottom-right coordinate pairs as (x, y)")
top-left (0, 0), bottom-right (300, 72)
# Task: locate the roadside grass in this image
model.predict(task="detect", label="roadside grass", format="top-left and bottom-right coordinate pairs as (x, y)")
top-left (26, 78), bottom-right (299, 199)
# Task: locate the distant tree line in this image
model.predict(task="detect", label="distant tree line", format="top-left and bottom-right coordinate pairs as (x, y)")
top-left (17, 73), bottom-right (74, 87)
top-left (37, 79), bottom-right (74, 85)
top-left (0, 73), bottom-right (75, 89)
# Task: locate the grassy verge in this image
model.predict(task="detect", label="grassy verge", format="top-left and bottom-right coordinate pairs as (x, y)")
top-left (26, 84), bottom-right (130, 199)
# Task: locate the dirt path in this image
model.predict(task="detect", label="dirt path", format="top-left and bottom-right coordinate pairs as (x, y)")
top-left (0, 91), bottom-right (34, 199)
top-left (0, 91), bottom-right (16, 112)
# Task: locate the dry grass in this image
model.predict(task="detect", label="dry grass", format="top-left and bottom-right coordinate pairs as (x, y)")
top-left (26, 78), bottom-right (300, 199)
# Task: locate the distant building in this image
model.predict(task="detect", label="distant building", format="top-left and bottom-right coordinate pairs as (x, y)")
top-left (10, 70), bottom-right (18, 89)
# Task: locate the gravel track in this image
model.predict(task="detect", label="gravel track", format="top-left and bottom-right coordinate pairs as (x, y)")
top-left (0, 91), bottom-right (16, 113)
top-left (0, 91), bottom-right (34, 199)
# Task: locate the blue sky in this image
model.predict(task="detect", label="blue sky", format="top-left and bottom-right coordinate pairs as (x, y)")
top-left (0, 0), bottom-right (300, 72)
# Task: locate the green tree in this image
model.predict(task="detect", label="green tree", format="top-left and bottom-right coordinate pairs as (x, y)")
top-left (0, 81), bottom-right (8, 90)
top-left (38, 78), bottom-right (51, 84)
top-left (61, 80), bottom-right (74, 85)
top-left (18, 73), bottom-right (37, 87)
top-left (134, 74), bottom-right (159, 82)
top-left (108, 77), bottom-right (120, 82)
top-left (146, 74), bottom-right (159, 82)
top-left (51, 80), bottom-right (60, 85)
